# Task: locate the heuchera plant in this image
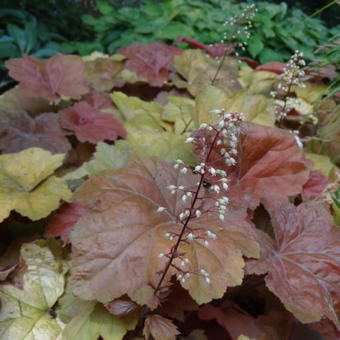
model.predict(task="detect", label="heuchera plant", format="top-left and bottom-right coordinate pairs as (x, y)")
top-left (0, 7), bottom-right (339, 339)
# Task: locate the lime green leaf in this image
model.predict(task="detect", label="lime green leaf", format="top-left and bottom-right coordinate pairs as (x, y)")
top-left (163, 96), bottom-right (196, 134)
top-left (0, 147), bottom-right (71, 222)
top-left (194, 85), bottom-right (229, 127)
top-left (0, 243), bottom-right (65, 339)
top-left (293, 82), bottom-right (327, 104)
top-left (128, 129), bottom-right (197, 165)
top-left (173, 50), bottom-right (240, 96)
top-left (110, 92), bottom-right (166, 131)
top-left (306, 153), bottom-right (336, 178)
top-left (226, 91), bottom-right (276, 126)
top-left (247, 71), bottom-right (278, 95)
top-left (64, 141), bottom-right (133, 180)
top-left (58, 285), bottom-right (138, 340)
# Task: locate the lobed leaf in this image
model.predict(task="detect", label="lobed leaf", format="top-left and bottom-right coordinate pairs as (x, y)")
top-left (143, 314), bottom-right (179, 340)
top-left (199, 302), bottom-right (263, 340)
top-left (0, 147), bottom-right (71, 222)
top-left (247, 202), bottom-right (340, 326)
top-left (6, 54), bottom-right (89, 101)
top-left (173, 50), bottom-right (240, 96)
top-left (0, 110), bottom-right (71, 154)
top-left (59, 101), bottom-right (126, 144)
top-left (63, 141), bottom-right (133, 180)
top-left (118, 42), bottom-right (182, 87)
top-left (58, 283), bottom-right (138, 340)
top-left (0, 243), bottom-right (65, 339)
top-left (229, 123), bottom-right (311, 210)
top-left (70, 157), bottom-right (259, 307)
top-left (45, 203), bottom-right (87, 244)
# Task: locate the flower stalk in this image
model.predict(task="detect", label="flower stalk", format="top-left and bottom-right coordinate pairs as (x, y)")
top-left (152, 110), bottom-right (244, 300)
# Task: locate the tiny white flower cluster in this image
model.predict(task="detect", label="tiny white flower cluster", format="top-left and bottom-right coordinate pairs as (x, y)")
top-left (222, 4), bottom-right (257, 56)
top-left (155, 109), bottom-right (244, 291)
top-left (177, 272), bottom-right (191, 284)
top-left (271, 50), bottom-right (307, 120)
top-left (200, 268), bottom-right (211, 285)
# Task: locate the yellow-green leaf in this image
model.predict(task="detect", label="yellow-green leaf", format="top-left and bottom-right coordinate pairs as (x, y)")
top-left (58, 285), bottom-right (137, 340)
top-left (306, 153), bottom-right (336, 178)
top-left (110, 92), bottom-right (166, 131)
top-left (173, 50), bottom-right (240, 96)
top-left (194, 85), bottom-right (228, 127)
top-left (0, 147), bottom-right (71, 221)
top-left (0, 243), bottom-right (65, 339)
top-left (128, 129), bottom-right (197, 165)
top-left (163, 96), bottom-right (195, 134)
top-left (225, 91), bottom-right (276, 126)
top-left (293, 82), bottom-right (327, 104)
top-left (64, 141), bottom-right (133, 180)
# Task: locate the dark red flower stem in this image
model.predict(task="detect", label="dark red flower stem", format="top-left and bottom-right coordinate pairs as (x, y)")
top-left (153, 128), bottom-right (221, 297)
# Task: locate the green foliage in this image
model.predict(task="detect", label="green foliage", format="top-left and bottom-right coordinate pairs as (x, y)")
top-left (0, 8), bottom-right (64, 90)
top-left (64, 0), bottom-right (339, 63)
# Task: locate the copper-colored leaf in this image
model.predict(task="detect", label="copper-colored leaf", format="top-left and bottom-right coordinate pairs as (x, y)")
top-left (255, 62), bottom-right (286, 74)
top-left (70, 157), bottom-right (259, 307)
top-left (199, 302), bottom-right (263, 340)
top-left (175, 36), bottom-right (234, 57)
top-left (59, 101), bottom-right (126, 144)
top-left (192, 123), bottom-right (311, 210)
top-left (6, 54), bottom-right (88, 101)
top-left (247, 202), bottom-right (340, 327)
top-left (104, 299), bottom-right (139, 317)
top-left (118, 42), bottom-right (182, 86)
top-left (83, 92), bottom-right (116, 111)
top-left (309, 318), bottom-right (340, 340)
top-left (158, 283), bottom-right (198, 321)
top-left (45, 203), bottom-right (87, 244)
top-left (143, 314), bottom-right (180, 340)
top-left (229, 123), bottom-right (311, 210)
top-left (84, 55), bottom-right (124, 92)
top-left (302, 170), bottom-right (331, 201)
top-left (0, 110), bottom-right (71, 154)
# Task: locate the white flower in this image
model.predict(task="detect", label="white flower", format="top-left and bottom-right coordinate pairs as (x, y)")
top-left (294, 135), bottom-right (303, 148)
top-left (210, 109), bottom-right (222, 114)
top-left (185, 137), bottom-right (194, 143)
top-left (187, 233), bottom-right (194, 241)
top-left (157, 206), bottom-right (166, 212)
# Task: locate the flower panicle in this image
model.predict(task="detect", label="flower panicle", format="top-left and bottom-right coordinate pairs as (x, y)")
top-left (221, 3), bottom-right (257, 56)
top-left (271, 50), bottom-right (307, 121)
top-left (153, 109), bottom-right (244, 297)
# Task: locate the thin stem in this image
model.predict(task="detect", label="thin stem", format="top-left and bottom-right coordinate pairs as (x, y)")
top-left (278, 69), bottom-right (296, 128)
top-left (153, 130), bottom-right (221, 297)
